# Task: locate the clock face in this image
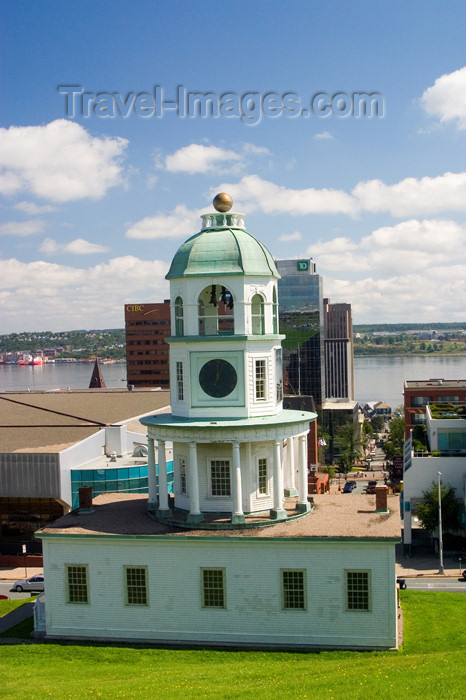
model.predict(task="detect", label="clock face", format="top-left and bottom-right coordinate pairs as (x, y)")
top-left (199, 359), bottom-right (238, 398)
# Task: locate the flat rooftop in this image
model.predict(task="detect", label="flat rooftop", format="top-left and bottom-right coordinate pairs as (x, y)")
top-left (404, 379), bottom-right (466, 390)
top-left (38, 492), bottom-right (401, 541)
top-left (0, 389), bottom-right (171, 452)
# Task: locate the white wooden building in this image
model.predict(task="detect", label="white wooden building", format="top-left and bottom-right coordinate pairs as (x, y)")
top-left (36, 195), bottom-right (401, 649)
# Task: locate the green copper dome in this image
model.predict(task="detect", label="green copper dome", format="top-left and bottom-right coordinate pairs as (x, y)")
top-left (166, 222), bottom-right (279, 280)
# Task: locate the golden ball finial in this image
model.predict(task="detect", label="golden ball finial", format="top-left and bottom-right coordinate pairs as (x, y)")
top-left (213, 192), bottom-right (233, 212)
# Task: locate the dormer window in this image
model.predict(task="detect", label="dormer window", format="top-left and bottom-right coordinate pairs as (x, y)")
top-left (251, 294), bottom-right (265, 335)
top-left (198, 285), bottom-right (234, 336)
top-left (175, 297), bottom-right (184, 336)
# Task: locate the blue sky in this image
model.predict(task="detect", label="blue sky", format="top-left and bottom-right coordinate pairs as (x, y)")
top-left (1, 0), bottom-right (466, 332)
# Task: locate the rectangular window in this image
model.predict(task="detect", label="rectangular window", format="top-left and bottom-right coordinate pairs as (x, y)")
top-left (282, 570), bottom-right (306, 610)
top-left (179, 457), bottom-right (187, 495)
top-left (201, 568), bottom-right (225, 608)
top-left (258, 457), bottom-right (268, 495)
top-left (66, 564), bottom-right (89, 604)
top-left (125, 566), bottom-right (148, 606)
top-left (176, 361), bottom-right (184, 401)
top-left (275, 348), bottom-right (283, 402)
top-left (411, 396), bottom-right (431, 407)
top-left (412, 413), bottom-right (426, 425)
top-left (210, 460), bottom-right (231, 496)
top-left (437, 395), bottom-right (459, 404)
top-left (255, 359), bottom-right (266, 400)
top-left (346, 570), bottom-right (371, 611)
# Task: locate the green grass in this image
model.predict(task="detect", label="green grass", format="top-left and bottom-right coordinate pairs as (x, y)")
top-left (0, 597), bottom-right (35, 617)
top-left (0, 592), bottom-right (465, 699)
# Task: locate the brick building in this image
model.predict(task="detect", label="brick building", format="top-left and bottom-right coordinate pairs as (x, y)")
top-left (125, 302), bottom-right (171, 388)
top-left (403, 378), bottom-right (466, 440)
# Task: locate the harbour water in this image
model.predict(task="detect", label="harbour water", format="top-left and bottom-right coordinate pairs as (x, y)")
top-left (1, 355), bottom-right (465, 408)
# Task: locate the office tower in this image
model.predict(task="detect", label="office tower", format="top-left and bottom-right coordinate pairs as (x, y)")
top-left (323, 298), bottom-right (354, 401)
top-left (125, 302), bottom-right (171, 388)
top-left (276, 258), bottom-right (325, 408)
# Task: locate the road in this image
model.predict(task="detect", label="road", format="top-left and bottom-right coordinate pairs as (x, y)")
top-left (0, 581), bottom-right (37, 600)
top-left (402, 577), bottom-right (466, 593)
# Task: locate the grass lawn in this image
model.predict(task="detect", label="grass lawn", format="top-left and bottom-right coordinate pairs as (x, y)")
top-left (0, 591), bottom-right (465, 699)
top-left (0, 597), bottom-right (35, 617)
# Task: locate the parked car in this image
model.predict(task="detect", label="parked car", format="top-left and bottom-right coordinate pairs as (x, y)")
top-left (397, 577), bottom-right (407, 589)
top-left (347, 480), bottom-right (357, 489)
top-left (366, 480), bottom-right (377, 494)
top-left (13, 574), bottom-right (44, 592)
top-left (342, 483), bottom-right (353, 493)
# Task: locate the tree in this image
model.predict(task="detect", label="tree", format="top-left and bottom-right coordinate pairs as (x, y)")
top-left (383, 408), bottom-right (405, 460)
top-left (335, 423), bottom-right (361, 474)
top-left (371, 415), bottom-right (384, 433)
top-left (417, 482), bottom-right (461, 535)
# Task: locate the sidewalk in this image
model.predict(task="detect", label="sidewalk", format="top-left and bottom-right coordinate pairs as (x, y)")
top-left (395, 544), bottom-right (462, 578)
top-left (0, 566), bottom-right (43, 581)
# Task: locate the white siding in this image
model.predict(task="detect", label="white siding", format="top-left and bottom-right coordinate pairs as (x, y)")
top-left (42, 537), bottom-right (397, 649)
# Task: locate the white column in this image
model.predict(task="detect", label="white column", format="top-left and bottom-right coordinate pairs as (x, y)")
top-left (147, 436), bottom-right (157, 510)
top-left (157, 439), bottom-right (170, 517)
top-left (187, 441), bottom-right (203, 523)
top-left (284, 437), bottom-right (298, 497)
top-left (297, 434), bottom-right (310, 512)
top-left (271, 439), bottom-right (286, 520)
top-left (231, 441), bottom-right (244, 524)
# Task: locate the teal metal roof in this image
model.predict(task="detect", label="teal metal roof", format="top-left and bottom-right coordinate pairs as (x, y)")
top-left (166, 227), bottom-right (279, 280)
top-left (140, 408), bottom-right (316, 430)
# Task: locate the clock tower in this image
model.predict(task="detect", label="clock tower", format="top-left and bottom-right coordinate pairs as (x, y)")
top-left (141, 194), bottom-right (316, 526)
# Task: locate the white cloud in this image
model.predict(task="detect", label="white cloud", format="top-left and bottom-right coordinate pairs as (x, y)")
top-left (242, 143), bottom-right (271, 156)
top-left (420, 66), bottom-right (466, 130)
top-left (0, 219), bottom-right (46, 236)
top-left (278, 231), bottom-right (302, 242)
top-left (125, 204), bottom-right (201, 240)
top-left (352, 171), bottom-right (466, 216)
top-left (0, 119), bottom-right (127, 201)
top-left (0, 256), bottom-right (170, 332)
top-left (314, 131), bottom-right (333, 140)
top-left (312, 219), bottom-right (466, 274)
top-left (39, 238), bottom-right (60, 255)
top-left (214, 175), bottom-right (358, 215)
top-left (212, 170), bottom-right (466, 219)
top-left (324, 265), bottom-right (466, 323)
top-left (14, 201), bottom-right (57, 215)
top-left (164, 144), bottom-right (242, 174)
top-left (39, 237), bottom-right (109, 255)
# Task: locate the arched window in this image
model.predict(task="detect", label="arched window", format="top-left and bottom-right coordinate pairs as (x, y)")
top-left (251, 294), bottom-right (265, 335)
top-left (273, 287), bottom-right (278, 334)
top-left (175, 297), bottom-right (184, 336)
top-left (198, 285), bottom-right (234, 336)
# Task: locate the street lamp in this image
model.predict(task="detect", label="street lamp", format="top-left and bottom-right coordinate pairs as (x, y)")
top-left (437, 471), bottom-right (444, 575)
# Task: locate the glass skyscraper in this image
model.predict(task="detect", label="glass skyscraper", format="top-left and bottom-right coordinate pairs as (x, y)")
top-left (276, 259), bottom-right (325, 408)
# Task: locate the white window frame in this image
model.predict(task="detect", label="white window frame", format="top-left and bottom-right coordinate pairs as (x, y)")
top-left (179, 456), bottom-right (187, 496)
top-left (281, 569), bottom-right (307, 611)
top-left (254, 358), bottom-right (267, 401)
top-left (201, 567), bottom-right (226, 609)
top-left (175, 296), bottom-right (184, 336)
top-left (176, 361), bottom-right (184, 401)
top-left (210, 459), bottom-right (231, 497)
top-left (251, 293), bottom-right (265, 335)
top-left (65, 564), bottom-right (89, 604)
top-left (124, 566), bottom-right (149, 606)
top-left (345, 570), bottom-right (371, 611)
top-left (257, 456), bottom-right (269, 496)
